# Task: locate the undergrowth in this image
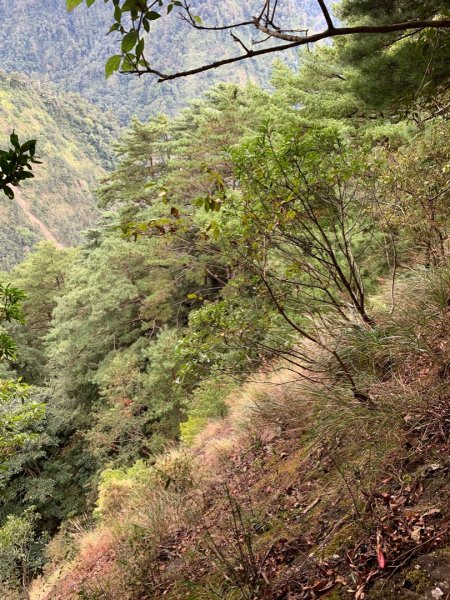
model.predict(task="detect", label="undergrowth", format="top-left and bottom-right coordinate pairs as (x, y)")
top-left (30, 266), bottom-right (450, 600)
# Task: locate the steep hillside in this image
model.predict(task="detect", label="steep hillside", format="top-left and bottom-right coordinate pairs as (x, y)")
top-left (0, 68), bottom-right (447, 599)
top-left (0, 71), bottom-right (117, 269)
top-left (29, 268), bottom-right (450, 600)
top-left (0, 0), bottom-right (319, 123)
top-left (0, 3), bottom-right (449, 598)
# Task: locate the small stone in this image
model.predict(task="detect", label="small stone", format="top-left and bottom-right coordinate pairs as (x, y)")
top-left (431, 587), bottom-right (444, 599)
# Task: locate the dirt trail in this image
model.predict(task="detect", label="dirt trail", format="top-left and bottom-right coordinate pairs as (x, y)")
top-left (15, 190), bottom-right (64, 249)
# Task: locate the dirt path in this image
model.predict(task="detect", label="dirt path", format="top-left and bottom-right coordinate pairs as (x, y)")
top-left (15, 191), bottom-right (64, 249)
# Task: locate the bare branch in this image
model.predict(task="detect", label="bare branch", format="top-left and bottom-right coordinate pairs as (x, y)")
top-left (317, 0), bottom-right (335, 31)
top-left (125, 18), bottom-right (450, 82)
top-left (181, 1), bottom-right (254, 31)
top-left (255, 21), bottom-right (309, 42)
top-left (230, 32), bottom-right (250, 54)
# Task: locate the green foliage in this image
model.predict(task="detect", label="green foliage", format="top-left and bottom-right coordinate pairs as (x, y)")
top-left (94, 460), bottom-right (151, 520)
top-left (98, 84), bottom-right (267, 219)
top-left (336, 0), bottom-right (450, 114)
top-left (85, 329), bottom-right (183, 465)
top-left (0, 273), bottom-right (45, 471)
top-left (371, 120), bottom-right (450, 266)
top-left (177, 277), bottom-right (290, 387)
top-left (3, 18), bottom-right (450, 596)
top-left (0, 283), bottom-right (25, 360)
top-left (227, 124), bottom-right (384, 328)
top-left (0, 380), bottom-right (44, 465)
top-left (180, 376), bottom-right (235, 445)
top-left (0, 132), bottom-right (40, 200)
top-left (10, 242), bottom-right (75, 383)
top-left (0, 507), bottom-right (45, 595)
top-left (0, 205), bottom-right (47, 597)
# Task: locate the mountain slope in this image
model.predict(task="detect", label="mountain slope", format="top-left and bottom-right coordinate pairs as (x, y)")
top-left (0, 0), bottom-right (320, 123)
top-left (29, 268), bottom-right (450, 600)
top-left (0, 71), bottom-right (117, 269)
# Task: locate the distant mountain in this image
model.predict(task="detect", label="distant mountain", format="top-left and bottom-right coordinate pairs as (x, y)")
top-left (0, 0), bottom-right (320, 123)
top-left (0, 1), bottom-right (320, 268)
top-left (0, 71), bottom-right (117, 270)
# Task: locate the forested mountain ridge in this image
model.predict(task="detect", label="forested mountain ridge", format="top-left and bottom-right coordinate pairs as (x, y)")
top-left (0, 71), bottom-right (117, 269)
top-left (0, 0), bottom-right (319, 123)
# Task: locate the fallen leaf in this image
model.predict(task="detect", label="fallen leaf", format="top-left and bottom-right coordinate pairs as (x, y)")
top-left (411, 526), bottom-right (422, 543)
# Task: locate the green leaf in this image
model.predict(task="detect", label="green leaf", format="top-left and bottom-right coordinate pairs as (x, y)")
top-left (3, 186), bottom-right (14, 199)
top-left (20, 140), bottom-right (36, 155)
top-left (147, 11), bottom-right (161, 20)
top-left (66, 0), bottom-right (83, 11)
top-left (121, 30), bottom-right (138, 53)
top-left (122, 0), bottom-right (139, 10)
top-left (114, 4), bottom-right (122, 22)
top-left (121, 55), bottom-right (135, 72)
top-left (10, 132), bottom-right (20, 150)
top-left (105, 54), bottom-right (122, 78)
top-left (135, 38), bottom-right (145, 59)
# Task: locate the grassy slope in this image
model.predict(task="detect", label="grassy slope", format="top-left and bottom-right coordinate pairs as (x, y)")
top-left (30, 266), bottom-right (450, 600)
top-left (0, 71), bottom-right (117, 270)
